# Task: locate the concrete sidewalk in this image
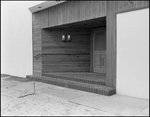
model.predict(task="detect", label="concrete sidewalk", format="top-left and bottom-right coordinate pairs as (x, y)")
top-left (1, 75), bottom-right (149, 116)
top-left (35, 81), bottom-right (149, 116)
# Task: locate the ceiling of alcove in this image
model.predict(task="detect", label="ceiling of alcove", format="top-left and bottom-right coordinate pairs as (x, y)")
top-left (44, 17), bottom-right (106, 31)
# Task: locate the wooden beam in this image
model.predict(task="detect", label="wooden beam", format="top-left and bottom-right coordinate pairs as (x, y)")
top-left (90, 31), bottom-right (93, 72)
top-left (32, 13), bottom-right (42, 76)
top-left (106, 1), bottom-right (116, 87)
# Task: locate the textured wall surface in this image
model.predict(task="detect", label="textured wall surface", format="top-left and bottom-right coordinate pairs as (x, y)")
top-left (41, 29), bottom-right (91, 73)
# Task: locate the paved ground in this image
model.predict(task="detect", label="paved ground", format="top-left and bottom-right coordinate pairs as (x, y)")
top-left (1, 75), bottom-right (149, 116)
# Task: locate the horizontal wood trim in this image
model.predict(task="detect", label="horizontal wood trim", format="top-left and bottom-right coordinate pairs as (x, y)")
top-left (33, 50), bottom-right (41, 55)
top-left (33, 33), bottom-right (41, 38)
top-left (43, 63), bottom-right (90, 67)
top-left (33, 39), bottom-right (42, 44)
top-left (33, 71), bottom-right (42, 76)
top-left (42, 69), bottom-right (90, 72)
top-left (33, 66), bottom-right (42, 71)
top-left (33, 37), bottom-right (41, 40)
top-left (42, 55), bottom-right (90, 60)
top-left (42, 40), bottom-right (90, 45)
top-left (34, 61), bottom-right (42, 65)
top-left (43, 45), bottom-right (90, 49)
top-left (33, 44), bottom-right (42, 49)
top-left (42, 36), bottom-right (90, 44)
top-left (42, 49), bottom-right (90, 55)
top-left (42, 64), bottom-right (90, 72)
top-left (43, 70), bottom-right (90, 73)
top-left (32, 28), bottom-right (41, 32)
top-left (43, 61), bottom-right (90, 65)
top-left (42, 30), bottom-right (91, 36)
top-left (41, 29), bottom-right (91, 72)
top-left (33, 60), bottom-right (42, 64)
top-left (33, 70), bottom-right (42, 73)
top-left (42, 62), bottom-right (90, 65)
top-left (33, 48), bottom-right (41, 51)
top-left (33, 25), bottom-right (41, 30)
top-left (42, 35), bottom-right (91, 39)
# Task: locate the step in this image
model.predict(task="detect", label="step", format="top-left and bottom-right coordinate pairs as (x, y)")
top-left (26, 75), bottom-right (116, 96)
top-left (43, 72), bottom-right (106, 86)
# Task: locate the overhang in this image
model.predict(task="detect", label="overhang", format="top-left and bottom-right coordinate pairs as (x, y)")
top-left (29, 1), bottom-right (66, 13)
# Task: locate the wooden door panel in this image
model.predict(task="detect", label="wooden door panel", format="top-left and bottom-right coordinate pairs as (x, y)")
top-left (93, 28), bottom-right (106, 73)
top-left (93, 53), bottom-right (106, 73)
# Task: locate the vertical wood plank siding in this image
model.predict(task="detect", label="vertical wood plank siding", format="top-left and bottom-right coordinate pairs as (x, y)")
top-left (41, 29), bottom-right (91, 73)
top-left (36, 1), bottom-right (149, 29)
top-left (33, 12), bottom-right (42, 76)
top-left (47, 1), bottom-right (106, 28)
top-left (116, 1), bottom-right (149, 13)
top-left (106, 1), bottom-right (116, 87)
top-left (41, 9), bottom-right (49, 28)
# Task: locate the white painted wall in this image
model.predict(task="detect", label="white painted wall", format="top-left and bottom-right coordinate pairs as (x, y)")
top-left (1, 1), bottom-right (44, 77)
top-left (117, 8), bottom-right (149, 99)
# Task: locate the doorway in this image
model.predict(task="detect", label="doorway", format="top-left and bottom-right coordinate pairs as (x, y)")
top-left (93, 28), bottom-right (106, 73)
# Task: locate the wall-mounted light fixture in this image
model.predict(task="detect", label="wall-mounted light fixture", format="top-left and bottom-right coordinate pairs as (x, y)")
top-left (62, 35), bottom-right (66, 42)
top-left (67, 35), bottom-right (71, 42)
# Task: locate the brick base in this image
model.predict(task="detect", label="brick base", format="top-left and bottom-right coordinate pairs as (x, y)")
top-left (26, 73), bottom-right (116, 96)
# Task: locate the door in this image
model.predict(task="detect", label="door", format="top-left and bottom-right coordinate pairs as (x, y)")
top-left (93, 28), bottom-right (106, 73)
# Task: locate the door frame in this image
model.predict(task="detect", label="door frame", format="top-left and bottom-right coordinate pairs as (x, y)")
top-left (90, 27), bottom-right (106, 73)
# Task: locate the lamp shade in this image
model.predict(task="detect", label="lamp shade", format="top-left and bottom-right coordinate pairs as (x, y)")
top-left (67, 35), bottom-right (71, 42)
top-left (62, 35), bottom-right (66, 42)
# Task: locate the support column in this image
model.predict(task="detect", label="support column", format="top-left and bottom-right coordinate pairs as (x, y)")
top-left (32, 13), bottom-right (42, 76)
top-left (106, 1), bottom-right (116, 87)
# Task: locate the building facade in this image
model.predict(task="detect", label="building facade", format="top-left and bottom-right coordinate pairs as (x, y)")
top-left (28, 1), bottom-right (149, 99)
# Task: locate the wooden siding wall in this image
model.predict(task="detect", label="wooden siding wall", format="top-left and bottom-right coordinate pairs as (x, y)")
top-left (106, 1), bottom-right (116, 87)
top-left (32, 1), bottom-right (149, 80)
top-left (41, 29), bottom-right (91, 73)
top-left (33, 1), bottom-right (149, 29)
top-left (115, 1), bottom-right (149, 13)
top-left (33, 12), bottom-right (42, 76)
top-left (40, 1), bottom-right (106, 28)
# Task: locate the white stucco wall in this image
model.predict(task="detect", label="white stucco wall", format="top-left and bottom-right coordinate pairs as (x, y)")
top-left (116, 8), bottom-right (149, 99)
top-left (1, 1), bottom-right (44, 77)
